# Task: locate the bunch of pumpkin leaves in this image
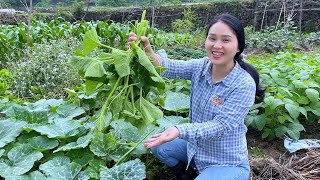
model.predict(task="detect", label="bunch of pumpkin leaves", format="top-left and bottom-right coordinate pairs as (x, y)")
top-left (72, 10), bottom-right (166, 133)
top-left (0, 10), bottom-right (189, 179)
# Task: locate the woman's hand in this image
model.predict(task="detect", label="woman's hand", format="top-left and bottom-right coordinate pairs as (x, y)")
top-left (144, 127), bottom-right (180, 149)
top-left (128, 32), bottom-right (162, 66)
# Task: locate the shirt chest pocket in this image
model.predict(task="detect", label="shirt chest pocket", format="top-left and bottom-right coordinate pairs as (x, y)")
top-left (203, 94), bottom-right (226, 121)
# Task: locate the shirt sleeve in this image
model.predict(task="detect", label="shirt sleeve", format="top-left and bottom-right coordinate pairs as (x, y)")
top-left (157, 49), bottom-right (204, 80)
top-left (175, 80), bottom-right (256, 142)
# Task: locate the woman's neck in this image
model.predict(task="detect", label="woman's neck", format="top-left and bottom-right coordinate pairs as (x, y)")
top-left (211, 61), bottom-right (235, 83)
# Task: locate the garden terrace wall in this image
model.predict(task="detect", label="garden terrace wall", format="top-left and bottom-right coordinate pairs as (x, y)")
top-left (1, 1), bottom-right (319, 32)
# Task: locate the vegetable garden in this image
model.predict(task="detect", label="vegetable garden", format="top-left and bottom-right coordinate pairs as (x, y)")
top-left (0, 4), bottom-right (320, 180)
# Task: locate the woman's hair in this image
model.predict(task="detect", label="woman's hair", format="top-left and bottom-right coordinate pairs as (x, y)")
top-left (206, 13), bottom-right (265, 103)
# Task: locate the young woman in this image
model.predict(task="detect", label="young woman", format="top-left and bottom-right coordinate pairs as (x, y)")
top-left (129, 13), bottom-right (265, 180)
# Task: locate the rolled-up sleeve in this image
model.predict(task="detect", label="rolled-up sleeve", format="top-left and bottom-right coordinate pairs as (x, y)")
top-left (157, 49), bottom-right (204, 80)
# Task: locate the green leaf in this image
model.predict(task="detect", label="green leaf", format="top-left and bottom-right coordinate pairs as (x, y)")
top-left (39, 156), bottom-right (71, 175)
top-left (27, 136), bottom-right (59, 151)
top-left (298, 107), bottom-right (308, 119)
top-left (285, 104), bottom-right (300, 119)
top-left (0, 144), bottom-right (43, 177)
top-left (46, 162), bottom-right (82, 180)
top-left (274, 126), bottom-right (288, 138)
top-left (261, 128), bottom-right (272, 139)
top-left (305, 88), bottom-right (319, 103)
top-left (287, 129), bottom-right (300, 140)
top-left (56, 103), bottom-right (85, 120)
top-left (111, 119), bottom-right (140, 143)
top-left (264, 96), bottom-right (284, 110)
top-left (161, 91), bottom-right (190, 112)
top-left (89, 132), bottom-right (117, 157)
top-left (136, 96), bottom-right (163, 124)
top-left (112, 49), bottom-right (131, 77)
top-left (131, 42), bottom-right (165, 89)
top-left (84, 159), bottom-right (105, 179)
top-left (32, 119), bottom-right (81, 138)
top-left (85, 80), bottom-right (100, 96)
top-left (5, 171), bottom-right (46, 180)
top-left (71, 56), bottom-right (108, 78)
top-left (53, 133), bottom-right (93, 153)
top-left (67, 148), bottom-right (95, 166)
top-left (100, 159), bottom-right (146, 180)
top-left (254, 115), bottom-right (267, 131)
top-left (83, 29), bottom-right (101, 56)
top-left (292, 80), bottom-right (308, 89)
top-left (297, 96), bottom-right (309, 105)
top-left (156, 116), bottom-right (188, 129)
top-left (13, 105), bottom-right (48, 124)
top-left (0, 119), bottom-right (26, 148)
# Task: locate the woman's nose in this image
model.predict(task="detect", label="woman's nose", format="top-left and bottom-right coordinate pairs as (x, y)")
top-left (213, 41), bottom-right (222, 48)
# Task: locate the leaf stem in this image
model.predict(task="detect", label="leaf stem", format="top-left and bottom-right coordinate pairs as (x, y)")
top-left (115, 127), bottom-right (155, 166)
top-left (96, 76), bottom-right (122, 132)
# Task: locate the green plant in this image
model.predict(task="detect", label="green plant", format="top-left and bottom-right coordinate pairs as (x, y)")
top-left (8, 37), bottom-right (82, 100)
top-left (246, 51), bottom-right (320, 140)
top-left (171, 7), bottom-right (196, 33)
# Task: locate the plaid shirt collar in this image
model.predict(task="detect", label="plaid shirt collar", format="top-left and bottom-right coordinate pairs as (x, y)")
top-left (201, 59), bottom-right (241, 87)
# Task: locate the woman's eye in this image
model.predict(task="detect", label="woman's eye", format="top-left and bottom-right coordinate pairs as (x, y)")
top-left (223, 39), bottom-right (230, 42)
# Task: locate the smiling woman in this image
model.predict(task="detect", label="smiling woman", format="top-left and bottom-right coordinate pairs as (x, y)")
top-left (129, 13), bottom-right (265, 180)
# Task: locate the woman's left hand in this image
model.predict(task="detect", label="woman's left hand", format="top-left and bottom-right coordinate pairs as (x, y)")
top-left (144, 127), bottom-right (180, 149)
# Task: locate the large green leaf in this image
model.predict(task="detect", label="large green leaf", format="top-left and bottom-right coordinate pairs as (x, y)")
top-left (67, 148), bottom-right (95, 166)
top-left (131, 42), bottom-right (165, 89)
top-left (285, 104), bottom-right (300, 119)
top-left (292, 80), bottom-right (308, 89)
top-left (39, 156), bottom-right (71, 175)
top-left (161, 91), bottom-right (190, 112)
top-left (0, 144), bottom-right (43, 177)
top-left (5, 171), bottom-right (46, 180)
top-left (89, 132), bottom-right (117, 157)
top-left (84, 159), bottom-right (105, 179)
top-left (13, 105), bottom-right (48, 124)
top-left (112, 48), bottom-right (131, 77)
top-left (100, 159), bottom-right (146, 180)
top-left (110, 119), bottom-right (140, 143)
top-left (82, 28), bottom-right (101, 56)
top-left (305, 88), bottom-right (319, 103)
top-left (136, 97), bottom-right (163, 124)
top-left (53, 133), bottom-right (93, 153)
top-left (46, 162), bottom-right (82, 180)
top-left (27, 136), bottom-right (59, 151)
top-left (31, 119), bottom-right (81, 138)
top-left (264, 96), bottom-right (284, 110)
top-left (156, 116), bottom-right (188, 129)
top-left (56, 104), bottom-right (85, 120)
top-left (0, 119), bottom-right (26, 148)
top-left (71, 56), bottom-right (108, 78)
top-left (253, 114), bottom-right (267, 131)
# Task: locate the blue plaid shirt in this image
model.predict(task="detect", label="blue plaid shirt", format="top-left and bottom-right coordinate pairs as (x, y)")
top-left (158, 50), bottom-right (256, 172)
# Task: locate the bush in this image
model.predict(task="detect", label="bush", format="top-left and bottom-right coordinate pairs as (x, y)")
top-left (9, 37), bottom-right (82, 100)
top-left (171, 7), bottom-right (196, 33)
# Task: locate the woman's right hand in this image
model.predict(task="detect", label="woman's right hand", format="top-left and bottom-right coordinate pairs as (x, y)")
top-left (128, 32), bottom-right (162, 66)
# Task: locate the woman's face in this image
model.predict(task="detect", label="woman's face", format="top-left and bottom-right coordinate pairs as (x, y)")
top-left (205, 21), bottom-right (239, 67)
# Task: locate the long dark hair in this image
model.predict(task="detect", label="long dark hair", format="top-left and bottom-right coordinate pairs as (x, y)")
top-left (206, 13), bottom-right (265, 103)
